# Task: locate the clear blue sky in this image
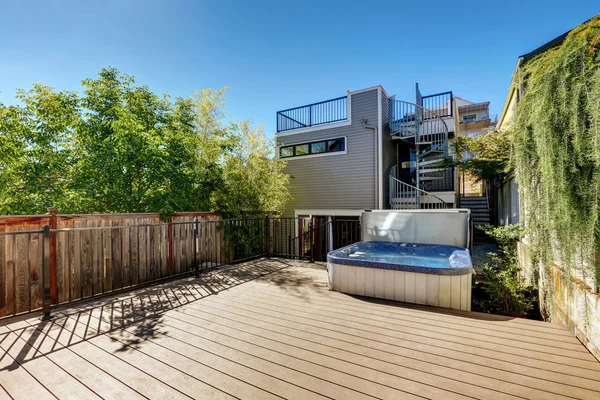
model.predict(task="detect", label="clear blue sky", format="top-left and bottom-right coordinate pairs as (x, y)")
top-left (1, 1), bottom-right (598, 135)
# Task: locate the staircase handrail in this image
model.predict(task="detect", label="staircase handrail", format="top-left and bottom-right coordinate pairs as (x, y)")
top-left (390, 175), bottom-right (447, 204)
top-left (389, 99), bottom-right (449, 147)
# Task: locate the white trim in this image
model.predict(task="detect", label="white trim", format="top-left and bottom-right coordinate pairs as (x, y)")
top-left (348, 85), bottom-right (390, 99)
top-left (275, 92), bottom-right (352, 137)
top-left (281, 150), bottom-right (347, 161)
top-left (276, 136), bottom-right (347, 160)
top-left (275, 120), bottom-right (351, 137)
top-left (294, 209), bottom-right (365, 217)
top-left (377, 87), bottom-right (383, 210)
top-left (278, 134), bottom-right (347, 147)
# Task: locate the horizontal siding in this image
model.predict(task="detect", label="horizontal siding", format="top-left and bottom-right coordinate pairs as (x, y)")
top-left (277, 89), bottom-right (379, 216)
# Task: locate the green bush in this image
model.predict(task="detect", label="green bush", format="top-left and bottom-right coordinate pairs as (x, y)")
top-left (472, 224), bottom-right (537, 317)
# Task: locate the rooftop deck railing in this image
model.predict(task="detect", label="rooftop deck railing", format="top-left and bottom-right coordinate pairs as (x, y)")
top-left (421, 91), bottom-right (453, 118)
top-left (276, 96), bottom-right (347, 132)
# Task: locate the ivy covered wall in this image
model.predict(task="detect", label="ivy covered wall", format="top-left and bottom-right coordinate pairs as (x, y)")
top-left (511, 15), bottom-right (600, 358)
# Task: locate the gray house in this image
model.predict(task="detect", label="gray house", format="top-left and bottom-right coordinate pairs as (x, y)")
top-left (276, 85), bottom-right (463, 223)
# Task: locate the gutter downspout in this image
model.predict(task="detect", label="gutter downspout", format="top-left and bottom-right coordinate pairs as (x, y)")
top-left (362, 119), bottom-right (378, 209)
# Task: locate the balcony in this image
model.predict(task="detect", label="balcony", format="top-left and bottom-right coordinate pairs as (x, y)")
top-left (460, 114), bottom-right (498, 124)
top-left (276, 96), bottom-right (347, 132)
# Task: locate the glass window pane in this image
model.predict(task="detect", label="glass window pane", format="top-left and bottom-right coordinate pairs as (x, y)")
top-left (296, 144), bottom-right (309, 155)
top-left (280, 146), bottom-right (294, 158)
top-left (327, 138), bottom-right (345, 152)
top-left (311, 142), bottom-right (326, 153)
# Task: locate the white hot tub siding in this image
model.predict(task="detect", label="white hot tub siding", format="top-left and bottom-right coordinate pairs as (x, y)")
top-left (328, 262), bottom-right (472, 311)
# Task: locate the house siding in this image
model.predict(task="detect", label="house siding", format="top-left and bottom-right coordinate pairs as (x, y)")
top-left (277, 89), bottom-right (379, 216)
top-left (381, 92), bottom-right (395, 209)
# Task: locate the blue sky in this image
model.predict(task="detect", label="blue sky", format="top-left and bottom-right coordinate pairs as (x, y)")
top-left (1, 1), bottom-right (598, 135)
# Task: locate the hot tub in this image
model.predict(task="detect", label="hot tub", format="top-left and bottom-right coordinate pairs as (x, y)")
top-left (327, 241), bottom-right (473, 311)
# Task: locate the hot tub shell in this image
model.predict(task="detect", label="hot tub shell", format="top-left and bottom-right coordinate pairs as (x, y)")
top-left (327, 242), bottom-right (473, 311)
top-left (327, 210), bottom-right (473, 311)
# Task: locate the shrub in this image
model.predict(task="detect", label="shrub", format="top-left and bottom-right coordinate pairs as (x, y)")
top-left (472, 224), bottom-right (537, 317)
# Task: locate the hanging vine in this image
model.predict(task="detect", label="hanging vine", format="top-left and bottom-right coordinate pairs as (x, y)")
top-left (512, 15), bottom-right (600, 294)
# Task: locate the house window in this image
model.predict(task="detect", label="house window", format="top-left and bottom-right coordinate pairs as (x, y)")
top-left (280, 146), bottom-right (294, 158)
top-left (279, 137), bottom-right (346, 158)
top-left (296, 144), bottom-right (309, 156)
top-left (311, 142), bottom-right (326, 153)
top-left (327, 138), bottom-right (345, 152)
top-left (462, 114), bottom-right (477, 123)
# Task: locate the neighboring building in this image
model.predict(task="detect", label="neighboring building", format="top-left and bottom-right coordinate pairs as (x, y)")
top-left (455, 97), bottom-right (498, 197)
top-left (275, 84), bottom-right (495, 223)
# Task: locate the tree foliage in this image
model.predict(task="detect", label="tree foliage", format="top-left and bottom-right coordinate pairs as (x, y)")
top-left (447, 129), bottom-right (511, 183)
top-left (0, 67), bottom-right (290, 217)
top-left (511, 15), bottom-right (600, 292)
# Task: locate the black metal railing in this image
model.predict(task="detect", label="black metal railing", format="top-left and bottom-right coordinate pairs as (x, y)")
top-left (0, 216), bottom-right (362, 320)
top-left (421, 91), bottom-right (453, 118)
top-left (287, 218), bottom-right (361, 262)
top-left (276, 96), bottom-right (347, 132)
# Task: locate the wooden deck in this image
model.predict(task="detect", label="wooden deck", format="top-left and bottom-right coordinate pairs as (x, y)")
top-left (1, 258), bottom-right (599, 399)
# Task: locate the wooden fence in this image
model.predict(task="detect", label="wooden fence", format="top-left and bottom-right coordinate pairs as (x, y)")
top-left (0, 210), bottom-right (221, 319)
top-left (0, 214), bottom-right (359, 320)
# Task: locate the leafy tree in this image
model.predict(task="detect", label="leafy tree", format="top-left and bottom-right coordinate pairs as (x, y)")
top-left (0, 67), bottom-right (292, 218)
top-left (443, 129), bottom-right (512, 183)
top-left (0, 84), bottom-right (79, 214)
top-left (212, 119), bottom-right (291, 218)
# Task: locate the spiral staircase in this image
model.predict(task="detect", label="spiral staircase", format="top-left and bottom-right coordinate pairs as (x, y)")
top-left (389, 99), bottom-right (450, 209)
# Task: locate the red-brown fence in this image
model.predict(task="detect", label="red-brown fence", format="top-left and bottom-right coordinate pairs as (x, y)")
top-left (0, 213), bottom-right (362, 320)
top-left (0, 210), bottom-right (220, 319)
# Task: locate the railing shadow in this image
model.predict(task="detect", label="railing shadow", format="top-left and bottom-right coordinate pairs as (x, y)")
top-left (0, 258), bottom-right (300, 370)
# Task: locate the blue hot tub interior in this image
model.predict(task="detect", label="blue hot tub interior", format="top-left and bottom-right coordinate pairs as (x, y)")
top-left (327, 241), bottom-right (473, 275)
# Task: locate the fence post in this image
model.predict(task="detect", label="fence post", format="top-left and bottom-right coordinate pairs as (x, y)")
top-left (264, 215), bottom-right (270, 258)
top-left (309, 219), bottom-right (314, 263)
top-left (47, 207), bottom-right (57, 304)
top-left (167, 216), bottom-right (174, 273)
top-left (193, 218), bottom-right (199, 276)
top-left (41, 224), bottom-right (53, 320)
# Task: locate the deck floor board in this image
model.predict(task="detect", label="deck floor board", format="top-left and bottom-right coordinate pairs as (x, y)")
top-left (1, 258), bottom-right (599, 400)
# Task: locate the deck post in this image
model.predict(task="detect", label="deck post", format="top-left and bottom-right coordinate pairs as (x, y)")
top-left (309, 219), bottom-right (314, 263)
top-left (41, 224), bottom-right (53, 320)
top-left (193, 218), bottom-right (199, 276)
top-left (264, 215), bottom-right (270, 258)
top-left (47, 207), bottom-right (57, 304)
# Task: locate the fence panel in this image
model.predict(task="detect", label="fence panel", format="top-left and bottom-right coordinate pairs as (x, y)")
top-left (0, 213), bottom-right (363, 319)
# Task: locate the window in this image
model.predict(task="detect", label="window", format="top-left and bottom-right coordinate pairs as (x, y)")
top-left (311, 142), bottom-right (326, 153)
top-left (279, 137), bottom-right (346, 158)
top-left (327, 138), bottom-right (345, 152)
top-left (280, 146), bottom-right (294, 158)
top-left (462, 114), bottom-right (477, 123)
top-left (296, 144), bottom-right (309, 156)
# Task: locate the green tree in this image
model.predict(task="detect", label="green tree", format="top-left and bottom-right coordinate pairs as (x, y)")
top-left (0, 67), bottom-right (291, 218)
top-left (0, 84), bottom-right (79, 214)
top-left (212, 120), bottom-right (291, 218)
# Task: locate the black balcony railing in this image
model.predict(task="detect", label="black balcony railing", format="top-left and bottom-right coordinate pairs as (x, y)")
top-left (421, 91), bottom-right (453, 118)
top-left (277, 96), bottom-right (347, 132)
